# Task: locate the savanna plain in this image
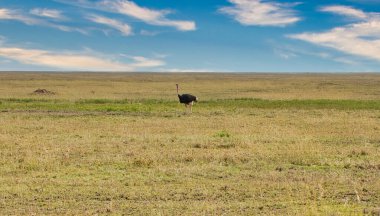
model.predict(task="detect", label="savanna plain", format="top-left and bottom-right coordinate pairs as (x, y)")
top-left (0, 72), bottom-right (379, 215)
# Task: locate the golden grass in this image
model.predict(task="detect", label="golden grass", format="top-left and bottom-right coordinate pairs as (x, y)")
top-left (0, 72), bottom-right (380, 100)
top-left (0, 72), bottom-right (379, 215)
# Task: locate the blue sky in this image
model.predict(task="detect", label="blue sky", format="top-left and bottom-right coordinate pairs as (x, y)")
top-left (1, 0), bottom-right (380, 72)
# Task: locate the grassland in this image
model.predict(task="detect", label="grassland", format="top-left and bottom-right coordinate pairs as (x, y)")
top-left (0, 72), bottom-right (379, 215)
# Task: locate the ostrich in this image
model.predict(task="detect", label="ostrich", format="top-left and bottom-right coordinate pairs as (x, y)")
top-left (176, 84), bottom-right (198, 113)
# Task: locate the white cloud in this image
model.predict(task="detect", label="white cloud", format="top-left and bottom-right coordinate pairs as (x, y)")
top-left (219, 0), bottom-right (301, 27)
top-left (0, 8), bottom-right (40, 25)
top-left (289, 6), bottom-right (380, 62)
top-left (30, 8), bottom-right (66, 20)
top-left (87, 14), bottom-right (132, 36)
top-left (0, 8), bottom-right (86, 34)
top-left (320, 5), bottom-right (367, 19)
top-left (57, 0), bottom-right (196, 31)
top-left (0, 45), bottom-right (165, 71)
top-left (100, 0), bottom-right (169, 21)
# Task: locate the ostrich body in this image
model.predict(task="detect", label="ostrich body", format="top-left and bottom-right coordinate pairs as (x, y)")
top-left (177, 84), bottom-right (197, 113)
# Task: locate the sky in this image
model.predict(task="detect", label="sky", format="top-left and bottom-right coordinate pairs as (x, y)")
top-left (1, 0), bottom-right (380, 72)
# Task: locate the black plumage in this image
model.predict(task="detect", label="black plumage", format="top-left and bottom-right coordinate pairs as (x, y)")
top-left (178, 94), bottom-right (197, 104)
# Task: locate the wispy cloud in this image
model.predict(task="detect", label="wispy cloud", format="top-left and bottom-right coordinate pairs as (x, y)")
top-left (0, 8), bottom-right (86, 34)
top-left (0, 44), bottom-right (165, 71)
top-left (274, 45), bottom-right (360, 65)
top-left (0, 8), bottom-right (40, 25)
top-left (129, 56), bottom-right (165, 68)
top-left (57, 0), bottom-right (196, 31)
top-left (30, 8), bottom-right (66, 20)
top-left (219, 0), bottom-right (301, 27)
top-left (333, 57), bottom-right (359, 65)
top-left (140, 29), bottom-right (160, 36)
top-left (0, 35), bottom-right (5, 45)
top-left (273, 48), bottom-right (298, 59)
top-left (319, 5), bottom-right (368, 19)
top-left (87, 14), bottom-right (132, 36)
top-left (164, 68), bottom-right (217, 73)
top-left (289, 5), bottom-right (380, 62)
top-left (0, 59), bottom-right (12, 64)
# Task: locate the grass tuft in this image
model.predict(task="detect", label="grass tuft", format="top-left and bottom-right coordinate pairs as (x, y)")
top-left (214, 130), bottom-right (231, 138)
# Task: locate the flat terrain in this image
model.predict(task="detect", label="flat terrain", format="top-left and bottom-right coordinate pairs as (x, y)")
top-left (0, 72), bottom-right (379, 215)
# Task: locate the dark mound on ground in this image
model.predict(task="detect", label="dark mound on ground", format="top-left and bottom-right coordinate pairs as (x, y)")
top-left (32, 89), bottom-right (56, 95)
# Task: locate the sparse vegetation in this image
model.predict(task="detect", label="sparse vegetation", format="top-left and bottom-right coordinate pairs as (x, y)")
top-left (214, 130), bottom-right (231, 138)
top-left (0, 72), bottom-right (379, 215)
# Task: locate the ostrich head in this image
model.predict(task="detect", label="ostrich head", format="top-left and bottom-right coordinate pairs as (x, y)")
top-left (176, 84), bottom-right (179, 94)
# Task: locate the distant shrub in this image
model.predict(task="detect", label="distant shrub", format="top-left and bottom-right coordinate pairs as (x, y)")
top-left (192, 143), bottom-right (202, 148)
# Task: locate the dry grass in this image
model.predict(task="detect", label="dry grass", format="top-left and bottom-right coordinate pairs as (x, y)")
top-left (0, 72), bottom-right (379, 215)
top-left (0, 72), bottom-right (380, 100)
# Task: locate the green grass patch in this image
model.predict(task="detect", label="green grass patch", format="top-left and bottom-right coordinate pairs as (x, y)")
top-left (214, 130), bottom-right (231, 138)
top-left (0, 98), bottom-right (379, 113)
top-left (208, 98), bottom-right (380, 110)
